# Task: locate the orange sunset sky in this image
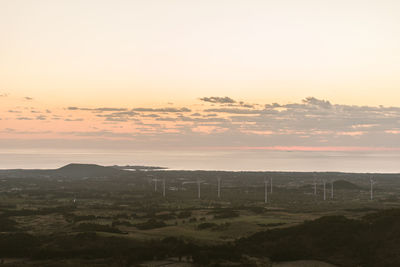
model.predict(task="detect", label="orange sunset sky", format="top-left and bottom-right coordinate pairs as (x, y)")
top-left (1, 0), bottom-right (400, 154)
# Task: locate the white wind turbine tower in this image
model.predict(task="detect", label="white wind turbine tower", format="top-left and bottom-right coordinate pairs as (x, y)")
top-left (270, 177), bottom-right (273, 194)
top-left (217, 177), bottom-right (221, 198)
top-left (152, 178), bottom-right (158, 192)
top-left (264, 178), bottom-right (268, 203)
top-left (163, 178), bottom-right (166, 197)
top-left (370, 177), bottom-right (376, 200)
top-left (152, 178), bottom-right (163, 193)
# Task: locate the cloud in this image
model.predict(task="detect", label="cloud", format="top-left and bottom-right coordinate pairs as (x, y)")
top-left (69, 106), bottom-right (191, 113)
top-left (265, 103), bottom-right (281, 109)
top-left (302, 97), bottom-right (332, 108)
top-left (4, 97), bottom-right (400, 151)
top-left (24, 97), bottom-right (33, 100)
top-left (96, 111), bottom-right (138, 117)
top-left (62, 106), bottom-right (191, 125)
top-left (103, 117), bottom-right (134, 122)
top-left (36, 115), bottom-right (47, 120)
top-left (0, 93), bottom-right (8, 97)
top-left (142, 114), bottom-right (160, 118)
top-left (200, 96), bottom-right (236, 104)
top-left (60, 98), bottom-right (400, 145)
top-left (199, 97), bottom-right (256, 108)
top-left (204, 108), bottom-right (261, 114)
top-left (192, 97), bottom-right (400, 147)
top-left (238, 101), bottom-right (255, 108)
top-left (156, 115), bottom-right (229, 123)
top-left (60, 130), bottom-right (135, 138)
top-left (154, 117), bottom-right (176, 122)
top-left (0, 129), bottom-right (52, 135)
top-left (132, 107), bottom-right (191, 112)
top-left (67, 107), bottom-right (128, 112)
top-left (64, 118), bottom-right (84, 121)
top-left (95, 108), bottom-right (128, 112)
top-left (96, 111), bottom-right (139, 122)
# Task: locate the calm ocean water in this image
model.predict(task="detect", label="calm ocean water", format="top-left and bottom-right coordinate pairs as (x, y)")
top-left (0, 149), bottom-right (399, 173)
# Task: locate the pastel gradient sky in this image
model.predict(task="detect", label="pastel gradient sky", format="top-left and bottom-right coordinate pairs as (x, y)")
top-left (1, 0), bottom-right (400, 160)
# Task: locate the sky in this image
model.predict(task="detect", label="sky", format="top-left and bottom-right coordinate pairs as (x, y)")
top-left (1, 1), bottom-right (400, 170)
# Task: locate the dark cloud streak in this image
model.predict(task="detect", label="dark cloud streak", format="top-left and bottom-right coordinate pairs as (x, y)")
top-left (200, 96), bottom-right (236, 104)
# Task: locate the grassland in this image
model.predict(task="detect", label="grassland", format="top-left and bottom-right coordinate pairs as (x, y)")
top-left (0, 165), bottom-right (399, 266)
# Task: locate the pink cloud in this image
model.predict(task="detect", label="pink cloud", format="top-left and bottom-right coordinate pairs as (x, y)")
top-left (206, 146), bottom-right (400, 152)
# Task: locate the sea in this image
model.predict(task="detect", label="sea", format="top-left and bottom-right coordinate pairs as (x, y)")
top-left (0, 149), bottom-right (399, 173)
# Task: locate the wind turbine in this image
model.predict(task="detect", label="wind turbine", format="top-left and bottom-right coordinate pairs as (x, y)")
top-left (152, 178), bottom-right (162, 192)
top-left (217, 177), bottom-right (221, 198)
top-left (370, 177), bottom-right (376, 200)
top-left (264, 178), bottom-right (268, 203)
top-left (153, 179), bottom-right (158, 192)
top-left (163, 178), bottom-right (166, 197)
top-left (270, 177), bottom-right (273, 194)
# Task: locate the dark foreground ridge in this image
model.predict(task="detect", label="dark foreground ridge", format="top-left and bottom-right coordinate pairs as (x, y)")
top-left (235, 209), bottom-right (400, 266)
top-left (1, 209), bottom-right (400, 266)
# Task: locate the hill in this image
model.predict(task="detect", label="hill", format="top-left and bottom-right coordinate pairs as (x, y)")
top-left (53, 163), bottom-right (124, 178)
top-left (235, 209), bottom-right (400, 266)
